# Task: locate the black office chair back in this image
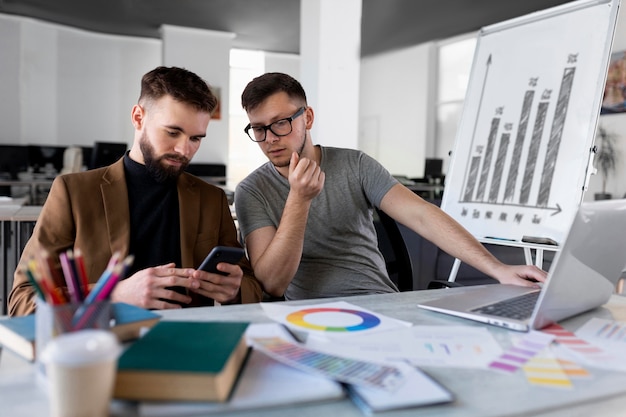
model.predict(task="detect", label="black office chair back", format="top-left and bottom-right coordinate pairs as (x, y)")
top-left (373, 208), bottom-right (414, 291)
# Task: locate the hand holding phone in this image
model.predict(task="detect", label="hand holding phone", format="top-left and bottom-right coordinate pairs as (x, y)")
top-left (198, 246), bottom-right (245, 275)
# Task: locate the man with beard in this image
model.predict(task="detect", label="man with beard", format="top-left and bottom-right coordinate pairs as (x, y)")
top-left (9, 66), bottom-right (261, 316)
top-left (235, 72), bottom-right (546, 301)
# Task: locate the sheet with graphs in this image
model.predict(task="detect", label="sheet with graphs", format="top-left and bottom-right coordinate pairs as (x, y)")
top-left (441, 0), bottom-right (620, 244)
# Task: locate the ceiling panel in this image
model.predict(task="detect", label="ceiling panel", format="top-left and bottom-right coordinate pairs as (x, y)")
top-left (0, 0), bottom-right (574, 56)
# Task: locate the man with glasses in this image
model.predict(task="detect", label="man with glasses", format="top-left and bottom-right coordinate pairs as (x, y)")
top-left (235, 72), bottom-right (546, 300)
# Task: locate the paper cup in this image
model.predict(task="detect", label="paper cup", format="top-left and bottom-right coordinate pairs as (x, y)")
top-left (40, 329), bottom-right (120, 417)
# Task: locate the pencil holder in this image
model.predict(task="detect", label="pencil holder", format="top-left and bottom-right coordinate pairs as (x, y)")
top-left (35, 298), bottom-right (112, 370)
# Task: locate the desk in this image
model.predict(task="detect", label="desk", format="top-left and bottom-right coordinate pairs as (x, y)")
top-left (0, 179), bottom-right (54, 205)
top-left (2, 290), bottom-right (626, 416)
top-left (0, 205), bottom-right (41, 314)
top-left (0, 205), bottom-right (23, 315)
top-left (6, 206), bottom-right (42, 301)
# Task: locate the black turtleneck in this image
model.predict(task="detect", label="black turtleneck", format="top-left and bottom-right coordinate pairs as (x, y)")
top-left (123, 154), bottom-right (181, 276)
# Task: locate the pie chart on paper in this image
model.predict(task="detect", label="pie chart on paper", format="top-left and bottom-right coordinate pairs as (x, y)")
top-left (286, 307), bottom-right (381, 332)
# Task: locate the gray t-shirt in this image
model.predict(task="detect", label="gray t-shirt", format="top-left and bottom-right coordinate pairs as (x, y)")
top-left (235, 146), bottom-right (400, 300)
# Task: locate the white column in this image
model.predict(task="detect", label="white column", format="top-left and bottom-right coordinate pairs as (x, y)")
top-left (161, 25), bottom-right (234, 164)
top-left (300, 0), bottom-right (362, 149)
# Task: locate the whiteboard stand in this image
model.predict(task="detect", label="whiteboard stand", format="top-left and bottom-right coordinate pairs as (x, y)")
top-left (447, 238), bottom-right (560, 282)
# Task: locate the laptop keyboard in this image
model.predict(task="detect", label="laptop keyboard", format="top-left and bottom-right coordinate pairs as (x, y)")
top-left (471, 291), bottom-right (540, 320)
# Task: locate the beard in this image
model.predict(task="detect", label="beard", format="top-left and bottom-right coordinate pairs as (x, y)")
top-left (139, 132), bottom-right (190, 182)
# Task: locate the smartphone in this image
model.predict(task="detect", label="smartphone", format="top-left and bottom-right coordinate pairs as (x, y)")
top-left (198, 246), bottom-right (245, 275)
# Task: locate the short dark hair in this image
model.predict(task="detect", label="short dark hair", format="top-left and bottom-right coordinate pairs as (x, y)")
top-left (241, 72), bottom-right (307, 112)
top-left (139, 66), bottom-right (218, 113)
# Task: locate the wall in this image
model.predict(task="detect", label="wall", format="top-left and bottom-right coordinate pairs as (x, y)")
top-left (227, 51), bottom-right (301, 187)
top-left (2, 9), bottom-right (624, 192)
top-left (359, 43), bottom-right (434, 178)
top-left (584, 4), bottom-right (626, 201)
top-left (0, 11), bottom-right (437, 182)
top-left (0, 16), bottom-right (22, 142)
top-left (0, 14), bottom-right (160, 148)
top-left (161, 25), bottom-right (233, 164)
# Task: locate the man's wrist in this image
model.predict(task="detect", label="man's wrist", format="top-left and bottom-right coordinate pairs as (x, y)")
top-left (221, 289), bottom-right (241, 305)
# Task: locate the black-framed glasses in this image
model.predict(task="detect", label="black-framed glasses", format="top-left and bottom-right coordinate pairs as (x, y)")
top-left (244, 107), bottom-right (305, 142)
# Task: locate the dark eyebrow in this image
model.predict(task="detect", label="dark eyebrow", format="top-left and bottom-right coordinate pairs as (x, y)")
top-left (164, 124), bottom-right (184, 132)
top-left (164, 124), bottom-right (206, 139)
top-left (250, 112), bottom-right (295, 128)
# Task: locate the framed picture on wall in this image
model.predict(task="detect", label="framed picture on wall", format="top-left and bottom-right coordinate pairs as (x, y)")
top-left (601, 50), bottom-right (626, 114)
top-left (211, 87), bottom-right (222, 120)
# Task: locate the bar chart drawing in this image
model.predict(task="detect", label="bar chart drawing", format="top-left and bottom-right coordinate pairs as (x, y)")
top-left (460, 63), bottom-right (576, 209)
top-left (441, 0), bottom-right (619, 244)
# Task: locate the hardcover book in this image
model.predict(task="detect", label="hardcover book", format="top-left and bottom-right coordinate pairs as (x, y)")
top-left (0, 315), bottom-right (36, 361)
top-left (114, 321), bottom-right (250, 402)
top-left (110, 302), bottom-right (161, 341)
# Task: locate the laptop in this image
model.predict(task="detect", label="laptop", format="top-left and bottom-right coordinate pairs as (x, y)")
top-left (418, 199), bottom-right (626, 331)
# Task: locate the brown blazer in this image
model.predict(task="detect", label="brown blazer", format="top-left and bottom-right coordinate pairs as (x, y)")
top-left (8, 158), bottom-right (262, 316)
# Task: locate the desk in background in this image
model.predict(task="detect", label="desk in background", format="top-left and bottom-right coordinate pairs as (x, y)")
top-left (1, 290), bottom-right (626, 417)
top-left (7, 206), bottom-right (42, 301)
top-left (0, 203), bottom-right (41, 315)
top-left (0, 204), bottom-right (22, 316)
top-left (0, 179), bottom-right (53, 206)
top-left (0, 198), bottom-right (31, 313)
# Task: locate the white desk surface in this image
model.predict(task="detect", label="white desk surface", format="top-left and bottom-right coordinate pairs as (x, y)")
top-left (0, 205), bottom-right (19, 224)
top-left (10, 205), bottom-right (42, 222)
top-left (0, 196), bottom-right (28, 207)
top-left (0, 205), bottom-right (25, 221)
top-left (2, 289), bottom-right (626, 417)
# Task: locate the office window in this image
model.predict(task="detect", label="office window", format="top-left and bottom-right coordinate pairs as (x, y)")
top-left (228, 49), bottom-right (267, 187)
top-left (435, 34), bottom-right (477, 173)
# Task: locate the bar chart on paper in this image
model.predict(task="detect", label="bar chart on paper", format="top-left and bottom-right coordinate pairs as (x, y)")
top-left (441, 0), bottom-right (620, 243)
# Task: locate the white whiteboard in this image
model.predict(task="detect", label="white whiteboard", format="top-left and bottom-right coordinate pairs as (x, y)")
top-left (441, 0), bottom-right (620, 244)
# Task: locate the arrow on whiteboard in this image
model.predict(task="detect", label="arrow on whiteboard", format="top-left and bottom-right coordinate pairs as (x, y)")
top-left (550, 204), bottom-right (562, 216)
top-left (469, 54), bottom-right (492, 148)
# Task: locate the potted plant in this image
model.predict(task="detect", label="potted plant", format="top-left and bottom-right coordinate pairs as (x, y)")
top-left (594, 125), bottom-right (620, 200)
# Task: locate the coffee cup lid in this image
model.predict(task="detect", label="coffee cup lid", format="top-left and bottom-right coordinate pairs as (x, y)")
top-left (40, 329), bottom-right (120, 367)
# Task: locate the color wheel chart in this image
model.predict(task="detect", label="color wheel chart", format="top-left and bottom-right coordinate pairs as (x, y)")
top-left (286, 307), bottom-right (380, 332)
top-left (261, 301), bottom-right (410, 337)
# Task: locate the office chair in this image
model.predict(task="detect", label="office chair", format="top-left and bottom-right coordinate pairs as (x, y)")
top-left (374, 205), bottom-right (469, 290)
top-left (374, 208), bottom-right (414, 292)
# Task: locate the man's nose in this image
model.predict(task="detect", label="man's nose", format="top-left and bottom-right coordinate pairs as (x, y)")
top-left (174, 137), bottom-right (193, 155)
top-left (265, 129), bottom-right (281, 143)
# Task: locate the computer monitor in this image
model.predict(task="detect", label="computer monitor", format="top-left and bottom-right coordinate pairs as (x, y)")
top-left (90, 142), bottom-right (127, 169)
top-left (185, 163), bottom-right (227, 186)
top-left (27, 145), bottom-right (66, 175)
top-left (0, 145), bottom-right (29, 179)
top-left (80, 146), bottom-right (93, 169)
top-left (424, 158), bottom-right (443, 179)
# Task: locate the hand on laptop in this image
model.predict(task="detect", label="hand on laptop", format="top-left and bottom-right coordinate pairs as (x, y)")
top-left (492, 264), bottom-right (547, 288)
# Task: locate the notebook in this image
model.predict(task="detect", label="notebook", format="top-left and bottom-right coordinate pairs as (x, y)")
top-left (418, 199), bottom-right (626, 331)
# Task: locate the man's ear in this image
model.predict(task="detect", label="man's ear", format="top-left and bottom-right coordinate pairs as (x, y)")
top-left (131, 104), bottom-right (145, 129)
top-left (304, 106), bottom-right (314, 130)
